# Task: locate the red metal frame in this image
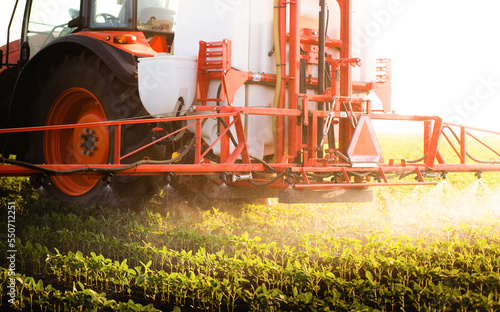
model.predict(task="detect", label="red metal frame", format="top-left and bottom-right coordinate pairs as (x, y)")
top-left (2, 107), bottom-right (500, 185)
top-left (2, 0), bottom-right (500, 197)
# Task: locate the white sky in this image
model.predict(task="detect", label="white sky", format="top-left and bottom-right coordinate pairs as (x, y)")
top-left (368, 0), bottom-right (500, 132)
top-left (1, 0), bottom-right (500, 133)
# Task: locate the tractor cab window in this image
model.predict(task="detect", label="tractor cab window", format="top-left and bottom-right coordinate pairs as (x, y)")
top-left (90, 0), bottom-right (177, 33)
top-left (137, 0), bottom-right (175, 32)
top-left (27, 0), bottom-right (81, 57)
top-left (92, 0), bottom-right (132, 29)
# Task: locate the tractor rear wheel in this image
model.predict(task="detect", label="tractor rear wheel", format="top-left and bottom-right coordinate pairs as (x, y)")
top-left (28, 52), bottom-right (160, 208)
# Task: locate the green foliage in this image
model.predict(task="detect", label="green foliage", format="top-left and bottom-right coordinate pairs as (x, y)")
top-left (0, 177), bottom-right (38, 212)
top-left (3, 207), bottom-right (500, 311)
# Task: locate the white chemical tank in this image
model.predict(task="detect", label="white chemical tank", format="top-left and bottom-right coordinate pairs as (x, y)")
top-left (173, 0), bottom-right (344, 158)
top-left (138, 54), bottom-right (197, 118)
top-left (138, 0), bottom-right (375, 159)
top-left (174, 0), bottom-right (274, 159)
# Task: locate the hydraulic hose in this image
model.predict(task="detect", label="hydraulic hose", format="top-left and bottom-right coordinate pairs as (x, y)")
top-left (272, 0), bottom-right (282, 128)
top-left (248, 171), bottom-right (286, 187)
top-left (442, 125), bottom-right (499, 164)
top-left (1, 137), bottom-right (196, 175)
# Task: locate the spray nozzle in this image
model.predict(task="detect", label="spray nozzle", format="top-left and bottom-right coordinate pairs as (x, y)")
top-left (31, 174), bottom-right (48, 189)
top-left (163, 173), bottom-right (174, 187)
top-left (102, 173), bottom-right (114, 187)
top-left (219, 173), bottom-right (228, 186)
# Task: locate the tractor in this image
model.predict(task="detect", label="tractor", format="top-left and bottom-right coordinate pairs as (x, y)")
top-left (1, 0), bottom-right (500, 208)
top-left (1, 0), bottom-right (176, 206)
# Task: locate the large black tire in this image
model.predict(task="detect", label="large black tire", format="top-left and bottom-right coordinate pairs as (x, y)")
top-left (27, 52), bottom-right (161, 208)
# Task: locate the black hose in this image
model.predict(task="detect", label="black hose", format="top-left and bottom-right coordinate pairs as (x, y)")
top-left (215, 115), bottom-right (282, 175)
top-left (2, 137), bottom-right (196, 175)
top-left (249, 156), bottom-right (282, 174)
top-left (442, 125), bottom-right (499, 164)
top-left (406, 154), bottom-right (428, 164)
top-left (247, 171), bottom-right (286, 187)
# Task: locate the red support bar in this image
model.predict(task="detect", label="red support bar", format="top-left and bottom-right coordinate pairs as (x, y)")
top-left (424, 120), bottom-right (431, 156)
top-left (441, 130), bottom-right (464, 163)
top-left (217, 113), bottom-right (251, 165)
top-left (378, 167), bottom-right (388, 183)
top-left (114, 125), bottom-right (121, 164)
top-left (225, 144), bottom-right (245, 165)
top-left (232, 113), bottom-right (251, 164)
top-left (120, 122), bottom-right (194, 161)
top-left (288, 0), bottom-right (302, 161)
top-left (195, 120), bottom-right (202, 164)
top-left (461, 127), bottom-right (466, 164)
top-left (199, 116), bottom-right (237, 161)
top-left (466, 131), bottom-right (500, 159)
top-left (220, 115), bottom-right (230, 163)
top-left (341, 167), bottom-right (350, 183)
top-left (424, 118), bottom-right (442, 169)
top-left (415, 168), bottom-right (425, 182)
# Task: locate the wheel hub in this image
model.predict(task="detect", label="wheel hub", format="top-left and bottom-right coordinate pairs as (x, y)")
top-left (79, 128), bottom-right (98, 156)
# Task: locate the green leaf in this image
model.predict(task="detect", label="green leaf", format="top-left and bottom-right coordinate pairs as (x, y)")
top-left (366, 271), bottom-right (374, 283)
top-left (449, 269), bottom-right (460, 275)
top-left (305, 291), bottom-right (313, 303)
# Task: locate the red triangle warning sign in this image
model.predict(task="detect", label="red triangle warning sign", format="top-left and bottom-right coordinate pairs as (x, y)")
top-left (346, 115), bottom-right (382, 167)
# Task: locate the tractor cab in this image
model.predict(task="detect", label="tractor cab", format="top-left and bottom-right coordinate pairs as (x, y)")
top-left (17, 0), bottom-right (177, 63)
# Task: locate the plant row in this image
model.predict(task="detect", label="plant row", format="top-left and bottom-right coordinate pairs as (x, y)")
top-left (0, 267), bottom-right (161, 312)
top-left (4, 230), bottom-right (500, 311)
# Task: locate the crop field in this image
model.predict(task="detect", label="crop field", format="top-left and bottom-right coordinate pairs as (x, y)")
top-left (1, 134), bottom-right (500, 311)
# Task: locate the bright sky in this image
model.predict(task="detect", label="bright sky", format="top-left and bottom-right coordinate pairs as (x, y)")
top-left (369, 0), bottom-right (500, 132)
top-left (2, 0), bottom-right (500, 133)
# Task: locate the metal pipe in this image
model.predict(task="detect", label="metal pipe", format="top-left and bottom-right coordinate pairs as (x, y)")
top-left (338, 0), bottom-right (353, 154)
top-left (317, 0), bottom-right (327, 158)
top-left (318, 0), bottom-right (326, 97)
top-left (288, 0), bottom-right (301, 160)
top-left (4, 0), bottom-right (20, 67)
top-left (277, 0), bottom-right (287, 163)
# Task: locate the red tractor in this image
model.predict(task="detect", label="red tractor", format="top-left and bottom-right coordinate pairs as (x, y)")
top-left (1, 0), bottom-right (175, 206)
top-left (1, 0), bottom-right (499, 208)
